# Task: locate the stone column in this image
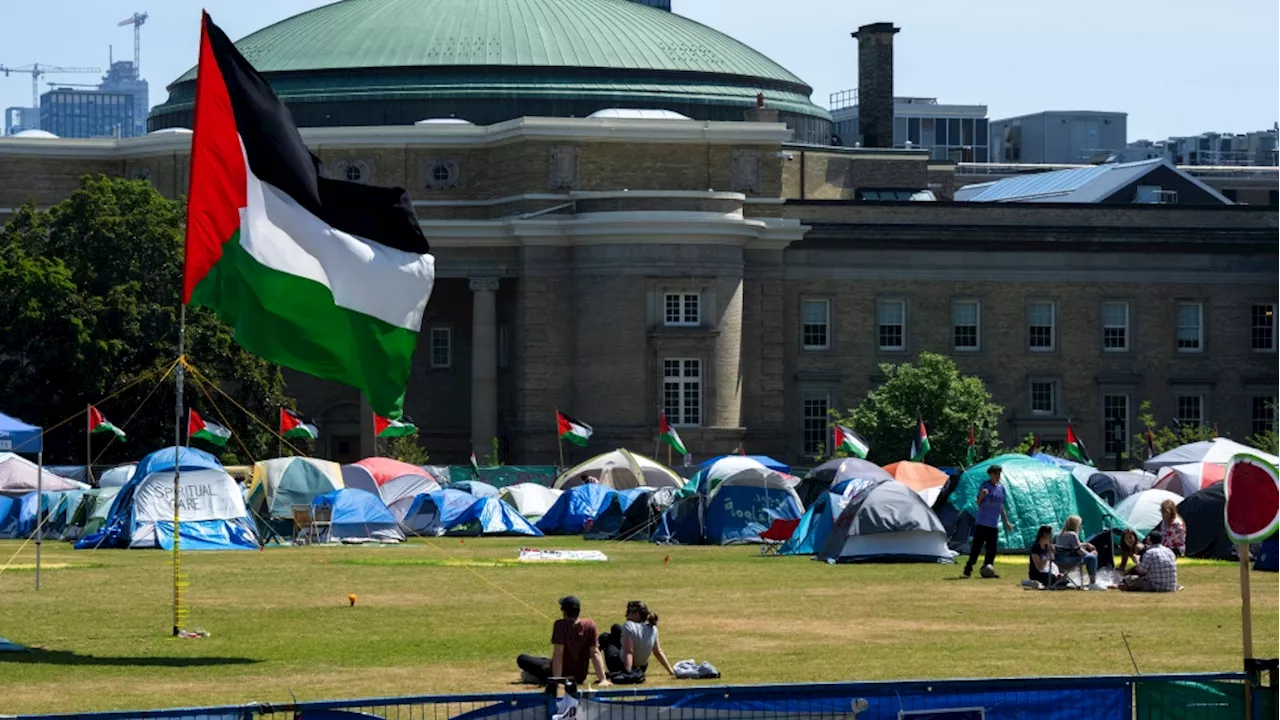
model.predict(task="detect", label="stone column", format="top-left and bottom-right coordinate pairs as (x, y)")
top-left (470, 277), bottom-right (500, 455)
top-left (359, 393), bottom-right (376, 459)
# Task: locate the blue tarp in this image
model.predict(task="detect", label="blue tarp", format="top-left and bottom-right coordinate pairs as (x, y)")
top-left (448, 480), bottom-right (500, 499)
top-left (698, 455), bottom-right (790, 474)
top-left (1030, 453), bottom-right (1084, 470)
top-left (1256, 535), bottom-right (1278, 572)
top-left (0, 495), bottom-right (19, 537)
top-left (399, 489), bottom-right (479, 536)
top-left (0, 491), bottom-right (83, 539)
top-left (314, 488), bottom-right (404, 543)
top-left (616, 487), bottom-right (655, 512)
top-left (452, 497), bottom-right (543, 536)
top-left (536, 483), bottom-right (617, 534)
top-left (0, 411), bottom-right (42, 453)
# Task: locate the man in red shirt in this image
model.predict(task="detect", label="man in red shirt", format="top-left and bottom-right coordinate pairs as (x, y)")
top-left (517, 596), bottom-right (611, 688)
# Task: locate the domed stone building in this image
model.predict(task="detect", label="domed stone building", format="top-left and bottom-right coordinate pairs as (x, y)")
top-left (148, 0), bottom-right (833, 144)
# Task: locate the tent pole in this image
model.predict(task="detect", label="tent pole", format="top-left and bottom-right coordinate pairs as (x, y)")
top-left (172, 305), bottom-right (186, 637)
top-left (35, 450), bottom-right (42, 591)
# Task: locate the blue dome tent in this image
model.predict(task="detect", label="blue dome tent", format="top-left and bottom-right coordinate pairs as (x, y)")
top-left (313, 488), bottom-right (404, 543)
top-left (449, 480), bottom-right (500, 499)
top-left (397, 489), bottom-right (479, 536)
top-left (450, 497), bottom-right (543, 536)
top-left (536, 483), bottom-right (617, 534)
top-left (656, 458), bottom-right (803, 545)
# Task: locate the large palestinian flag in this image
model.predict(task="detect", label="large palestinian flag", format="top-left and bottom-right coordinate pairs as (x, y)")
top-left (183, 13), bottom-right (434, 419)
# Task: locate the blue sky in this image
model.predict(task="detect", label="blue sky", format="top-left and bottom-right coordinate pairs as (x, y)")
top-left (1, 0), bottom-right (1275, 141)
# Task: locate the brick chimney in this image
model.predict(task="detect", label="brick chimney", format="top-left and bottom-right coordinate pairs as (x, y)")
top-left (852, 22), bottom-right (899, 149)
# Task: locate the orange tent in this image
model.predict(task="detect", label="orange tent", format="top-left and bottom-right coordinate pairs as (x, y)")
top-left (882, 461), bottom-right (948, 494)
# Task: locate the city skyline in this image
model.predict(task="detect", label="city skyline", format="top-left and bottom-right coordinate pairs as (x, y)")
top-left (1, 0), bottom-right (1276, 142)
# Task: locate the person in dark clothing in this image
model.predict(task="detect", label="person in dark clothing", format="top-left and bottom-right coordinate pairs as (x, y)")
top-left (964, 465), bottom-right (1013, 578)
top-left (1028, 524), bottom-right (1062, 587)
top-left (516, 596), bottom-right (611, 688)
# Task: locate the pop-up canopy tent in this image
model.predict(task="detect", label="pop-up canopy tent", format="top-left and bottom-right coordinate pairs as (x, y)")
top-left (536, 483), bottom-right (617, 534)
top-left (555, 449), bottom-right (684, 490)
top-left (247, 457), bottom-right (344, 535)
top-left (656, 458), bottom-right (803, 545)
top-left (313, 488), bottom-right (404, 543)
top-left (1177, 484), bottom-right (1235, 559)
top-left (882, 461), bottom-right (950, 507)
top-left (397, 488), bottom-right (479, 535)
top-left (1113, 489), bottom-right (1184, 537)
top-left (947, 455), bottom-right (1130, 550)
top-left (818, 478), bottom-right (954, 563)
top-left (0, 455), bottom-right (85, 498)
top-left (499, 483), bottom-right (563, 522)
top-left (449, 480), bottom-right (500, 498)
top-left (796, 458), bottom-right (893, 507)
top-left (1085, 470), bottom-right (1159, 507)
top-left (1145, 438), bottom-right (1278, 471)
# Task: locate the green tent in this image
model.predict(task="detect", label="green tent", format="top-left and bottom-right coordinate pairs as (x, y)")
top-left (950, 454), bottom-right (1131, 549)
top-left (67, 486), bottom-right (122, 541)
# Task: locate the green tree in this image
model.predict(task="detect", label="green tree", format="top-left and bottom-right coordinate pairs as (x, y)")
top-left (1131, 400), bottom-right (1218, 460)
top-left (0, 177), bottom-right (292, 464)
top-left (482, 436), bottom-right (503, 466)
top-left (830, 352), bottom-right (1003, 466)
top-left (383, 433), bottom-right (430, 465)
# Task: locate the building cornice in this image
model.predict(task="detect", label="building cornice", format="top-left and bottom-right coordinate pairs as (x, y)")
top-left (421, 211), bottom-right (806, 250)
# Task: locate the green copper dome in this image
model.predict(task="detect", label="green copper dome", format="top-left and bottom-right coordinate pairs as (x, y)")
top-left (152, 0), bottom-right (831, 141)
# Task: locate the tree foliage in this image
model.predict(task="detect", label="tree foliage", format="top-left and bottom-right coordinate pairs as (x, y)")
top-left (830, 352), bottom-right (1003, 466)
top-left (0, 176), bottom-right (292, 464)
top-left (382, 434), bottom-right (430, 465)
top-left (1131, 400), bottom-right (1218, 460)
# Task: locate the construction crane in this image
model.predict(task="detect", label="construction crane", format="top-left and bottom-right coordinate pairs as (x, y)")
top-left (0, 64), bottom-right (102, 108)
top-left (118, 12), bottom-right (148, 74)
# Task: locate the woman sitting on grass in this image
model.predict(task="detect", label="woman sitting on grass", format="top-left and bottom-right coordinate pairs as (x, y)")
top-left (600, 601), bottom-right (675, 682)
top-left (1056, 515), bottom-right (1104, 589)
top-left (1029, 525), bottom-right (1062, 588)
top-left (1116, 529), bottom-right (1145, 572)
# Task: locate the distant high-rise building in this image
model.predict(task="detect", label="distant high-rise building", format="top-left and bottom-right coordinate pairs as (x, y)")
top-left (989, 111), bottom-right (1127, 164)
top-left (40, 88), bottom-right (135, 139)
top-left (831, 95), bottom-right (989, 160)
top-left (4, 107), bottom-right (40, 135)
top-left (97, 61), bottom-right (149, 137)
top-left (627, 0), bottom-right (671, 8)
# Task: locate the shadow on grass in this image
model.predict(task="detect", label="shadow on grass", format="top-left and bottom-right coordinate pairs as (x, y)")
top-left (0, 649), bottom-right (259, 667)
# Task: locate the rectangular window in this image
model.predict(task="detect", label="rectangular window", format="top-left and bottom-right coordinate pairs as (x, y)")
top-left (801, 392), bottom-right (831, 456)
top-left (1030, 381), bottom-right (1057, 415)
top-left (662, 358), bottom-right (701, 427)
top-left (1177, 302), bottom-right (1203, 352)
top-left (1176, 394), bottom-right (1204, 427)
top-left (663, 293), bottom-right (700, 327)
top-left (1104, 394), bottom-right (1129, 456)
top-left (801, 299), bottom-right (830, 350)
top-left (1252, 396), bottom-right (1276, 436)
top-left (952, 300), bottom-right (980, 351)
top-left (1028, 301), bottom-right (1056, 351)
top-left (1102, 301), bottom-right (1130, 352)
top-left (429, 327), bottom-right (452, 368)
top-left (877, 299), bottom-right (906, 351)
top-left (936, 117), bottom-right (948, 145)
top-left (1252, 304), bottom-right (1275, 351)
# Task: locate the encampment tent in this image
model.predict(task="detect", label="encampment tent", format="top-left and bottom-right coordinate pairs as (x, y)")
top-left (449, 497), bottom-right (542, 536)
top-left (499, 483), bottom-right (563, 522)
top-left (341, 458), bottom-right (436, 495)
top-left (0, 454), bottom-right (85, 497)
top-left (656, 459), bottom-right (802, 545)
top-left (65, 486), bottom-right (121, 541)
top-left (77, 468), bottom-right (257, 550)
top-left (1085, 470), bottom-right (1158, 506)
top-left (947, 455), bottom-right (1130, 550)
top-left (817, 478), bottom-right (954, 563)
top-left (882, 461), bottom-right (950, 507)
top-left (1113, 489), bottom-right (1184, 537)
top-left (313, 488), bottom-right (404, 543)
top-left (536, 483), bottom-right (617, 534)
top-left (587, 487), bottom-right (679, 541)
top-left (1155, 462), bottom-right (1226, 497)
top-left (1030, 453), bottom-right (1083, 471)
top-left (396, 488), bottom-right (478, 535)
top-left (449, 480), bottom-right (500, 498)
top-left (1145, 438), bottom-right (1278, 471)
top-left (780, 486), bottom-right (854, 556)
top-left (1255, 536), bottom-right (1278, 572)
top-left (697, 454), bottom-right (790, 474)
top-left (1177, 484), bottom-right (1234, 559)
top-left (555, 449), bottom-right (683, 490)
top-left (247, 458), bottom-right (343, 535)
top-left (580, 487), bottom-right (653, 539)
top-left (796, 458), bottom-right (893, 507)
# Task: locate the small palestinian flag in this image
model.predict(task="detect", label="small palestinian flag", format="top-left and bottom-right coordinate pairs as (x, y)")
top-left (182, 13), bottom-right (434, 420)
top-left (1146, 429), bottom-right (1157, 460)
top-left (965, 424), bottom-right (978, 467)
top-left (1065, 423), bottom-right (1093, 466)
top-left (374, 413), bottom-right (417, 438)
top-left (658, 412), bottom-right (687, 456)
top-left (910, 416), bottom-right (931, 462)
top-left (188, 409), bottom-right (231, 447)
top-left (470, 451), bottom-right (481, 478)
top-left (1030, 433), bottom-right (1041, 456)
top-left (88, 405), bottom-right (126, 441)
top-left (279, 408), bottom-right (318, 440)
top-left (834, 424), bottom-right (869, 459)
top-left (556, 411), bottom-right (592, 447)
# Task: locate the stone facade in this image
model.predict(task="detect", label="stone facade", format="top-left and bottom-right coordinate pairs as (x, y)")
top-left (1, 117), bottom-right (1275, 467)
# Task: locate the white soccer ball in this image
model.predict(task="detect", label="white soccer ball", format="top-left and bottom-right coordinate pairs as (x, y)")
top-left (980, 564), bottom-right (997, 578)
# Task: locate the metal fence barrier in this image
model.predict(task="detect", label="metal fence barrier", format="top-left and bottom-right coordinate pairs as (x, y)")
top-left (10, 669), bottom-right (1276, 720)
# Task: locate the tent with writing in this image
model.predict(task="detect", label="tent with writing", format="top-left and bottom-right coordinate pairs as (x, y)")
top-left (818, 478), bottom-right (955, 563)
top-left (499, 483), bottom-right (563, 522)
top-left (76, 468), bottom-right (257, 550)
top-left (247, 457), bottom-right (344, 536)
top-left (946, 455), bottom-right (1130, 550)
top-left (796, 458), bottom-right (893, 507)
top-left (0, 454), bottom-right (86, 498)
top-left (536, 483), bottom-right (617, 534)
top-left (554, 449), bottom-right (684, 491)
top-left (313, 488), bottom-right (404, 543)
top-left (656, 459), bottom-right (803, 545)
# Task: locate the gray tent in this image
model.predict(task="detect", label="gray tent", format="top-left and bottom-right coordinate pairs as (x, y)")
top-left (1085, 470), bottom-right (1159, 507)
top-left (817, 478), bottom-right (954, 563)
top-left (798, 458), bottom-right (894, 507)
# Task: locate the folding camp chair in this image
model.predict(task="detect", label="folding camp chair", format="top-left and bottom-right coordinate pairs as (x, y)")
top-left (291, 505), bottom-right (315, 545)
top-left (759, 518), bottom-right (800, 556)
top-left (312, 503), bottom-right (333, 544)
top-left (1053, 546), bottom-right (1089, 589)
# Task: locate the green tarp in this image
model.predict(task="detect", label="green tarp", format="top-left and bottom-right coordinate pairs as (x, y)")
top-left (448, 465), bottom-right (556, 489)
top-left (1136, 680), bottom-right (1247, 719)
top-left (950, 454), bottom-right (1131, 549)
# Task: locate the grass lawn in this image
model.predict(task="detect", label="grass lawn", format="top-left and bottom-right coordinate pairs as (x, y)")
top-left (0, 537), bottom-right (1275, 714)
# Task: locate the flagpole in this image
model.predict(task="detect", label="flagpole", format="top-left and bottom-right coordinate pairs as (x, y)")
top-left (172, 305), bottom-right (185, 637)
top-left (86, 404), bottom-right (93, 486)
top-left (556, 409), bottom-right (564, 469)
top-left (654, 407), bottom-right (660, 460)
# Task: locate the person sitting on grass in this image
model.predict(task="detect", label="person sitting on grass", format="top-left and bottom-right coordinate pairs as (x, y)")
top-left (1056, 515), bottom-right (1104, 589)
top-left (1116, 529), bottom-right (1145, 572)
top-left (516, 596), bottom-right (611, 688)
top-left (601, 601), bottom-right (675, 681)
top-left (1121, 532), bottom-right (1178, 593)
top-left (1029, 525), bottom-right (1062, 588)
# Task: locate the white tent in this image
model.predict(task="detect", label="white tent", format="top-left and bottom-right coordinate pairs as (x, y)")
top-left (0, 454), bottom-right (87, 497)
top-left (97, 464), bottom-right (136, 488)
top-left (499, 483), bottom-right (563, 521)
top-left (1144, 438), bottom-right (1278, 471)
top-left (1114, 489), bottom-right (1184, 537)
top-left (554, 449), bottom-right (684, 490)
top-left (122, 468), bottom-right (257, 549)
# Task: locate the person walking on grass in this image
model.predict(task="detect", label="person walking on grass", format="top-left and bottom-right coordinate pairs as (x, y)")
top-left (964, 464), bottom-right (1013, 579)
top-left (516, 596), bottom-right (612, 688)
